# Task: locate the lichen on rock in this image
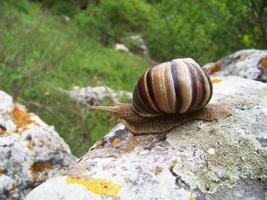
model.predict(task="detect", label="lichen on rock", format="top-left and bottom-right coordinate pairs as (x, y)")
top-left (66, 176), bottom-right (122, 197)
top-left (203, 49), bottom-right (267, 82)
top-left (0, 91), bottom-right (76, 199)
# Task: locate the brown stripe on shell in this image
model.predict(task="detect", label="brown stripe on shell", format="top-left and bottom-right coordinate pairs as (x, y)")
top-left (195, 64), bottom-right (207, 109)
top-left (142, 70), bottom-right (161, 113)
top-left (171, 61), bottom-right (183, 113)
top-left (146, 68), bottom-right (161, 112)
top-left (183, 58), bottom-right (212, 110)
top-left (190, 64), bottom-right (207, 110)
top-left (160, 63), bottom-right (171, 113)
top-left (182, 58), bottom-right (207, 112)
top-left (199, 71), bottom-right (212, 109)
top-left (194, 66), bottom-right (204, 111)
top-left (137, 73), bottom-right (158, 113)
top-left (176, 60), bottom-right (194, 113)
top-left (189, 61), bottom-right (213, 110)
top-left (133, 70), bottom-right (161, 116)
top-left (133, 85), bottom-right (155, 115)
top-left (133, 78), bottom-right (147, 114)
top-left (164, 62), bottom-right (176, 113)
top-left (187, 63), bottom-right (198, 112)
top-left (186, 63), bottom-right (206, 112)
top-left (132, 93), bottom-right (143, 114)
top-left (150, 62), bottom-right (172, 113)
top-left (204, 72), bottom-right (213, 105)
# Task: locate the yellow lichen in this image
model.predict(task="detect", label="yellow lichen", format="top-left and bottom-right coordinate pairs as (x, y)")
top-left (13, 106), bottom-right (34, 128)
top-left (189, 194), bottom-right (196, 200)
top-left (259, 55), bottom-right (267, 74)
top-left (29, 161), bottom-right (53, 183)
top-left (30, 161), bottom-right (53, 173)
top-left (66, 176), bottom-right (122, 197)
top-left (211, 79), bottom-right (223, 84)
top-left (112, 137), bottom-right (121, 146)
top-left (207, 64), bottom-right (221, 75)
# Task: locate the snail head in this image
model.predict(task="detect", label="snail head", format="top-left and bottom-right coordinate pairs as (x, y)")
top-left (88, 85), bottom-right (134, 121)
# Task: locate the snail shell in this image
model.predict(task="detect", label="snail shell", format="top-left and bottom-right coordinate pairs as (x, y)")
top-left (133, 58), bottom-right (213, 116)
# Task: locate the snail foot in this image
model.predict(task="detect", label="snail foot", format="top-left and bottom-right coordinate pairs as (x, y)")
top-left (119, 104), bottom-right (232, 135)
top-left (194, 104), bottom-right (232, 121)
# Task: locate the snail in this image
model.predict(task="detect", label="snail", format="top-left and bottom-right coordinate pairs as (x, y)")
top-left (89, 58), bottom-right (231, 135)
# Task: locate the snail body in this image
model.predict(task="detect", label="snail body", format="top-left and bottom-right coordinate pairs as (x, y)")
top-left (90, 58), bottom-right (231, 135)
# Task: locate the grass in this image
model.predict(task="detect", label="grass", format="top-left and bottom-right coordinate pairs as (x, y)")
top-left (0, 1), bottom-right (150, 156)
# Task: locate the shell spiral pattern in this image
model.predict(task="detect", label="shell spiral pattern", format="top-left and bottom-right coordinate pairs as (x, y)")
top-left (133, 58), bottom-right (213, 116)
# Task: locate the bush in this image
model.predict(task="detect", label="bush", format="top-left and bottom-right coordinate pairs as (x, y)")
top-left (30, 0), bottom-right (78, 16)
top-left (144, 0), bottom-right (267, 64)
top-left (76, 0), bottom-right (155, 45)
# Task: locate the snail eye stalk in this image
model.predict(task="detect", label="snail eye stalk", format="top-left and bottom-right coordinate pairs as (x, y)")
top-left (88, 83), bottom-right (121, 113)
top-left (102, 84), bottom-right (120, 104)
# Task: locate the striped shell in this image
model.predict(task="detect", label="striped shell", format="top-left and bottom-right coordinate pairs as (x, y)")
top-left (133, 58), bottom-right (213, 116)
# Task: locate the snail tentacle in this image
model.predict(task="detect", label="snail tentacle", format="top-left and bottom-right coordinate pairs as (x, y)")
top-left (102, 84), bottom-right (120, 104)
top-left (88, 85), bottom-right (122, 113)
top-left (88, 105), bottom-right (121, 113)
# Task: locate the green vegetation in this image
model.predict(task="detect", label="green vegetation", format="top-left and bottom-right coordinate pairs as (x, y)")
top-left (0, 0), bottom-right (266, 156)
top-left (0, 0), bottom-right (149, 156)
top-left (74, 0), bottom-right (267, 63)
top-left (76, 0), bottom-right (155, 45)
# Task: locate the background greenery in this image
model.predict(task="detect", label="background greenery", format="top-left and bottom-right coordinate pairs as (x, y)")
top-left (0, 0), bottom-right (266, 156)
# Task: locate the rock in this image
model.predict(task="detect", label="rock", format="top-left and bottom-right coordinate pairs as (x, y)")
top-left (68, 86), bottom-right (132, 106)
top-left (115, 35), bottom-right (150, 58)
top-left (115, 43), bottom-right (130, 53)
top-left (0, 91), bottom-right (76, 199)
top-left (203, 49), bottom-right (267, 82)
top-left (64, 15), bottom-right (70, 22)
top-left (121, 35), bottom-right (150, 58)
top-left (26, 76), bottom-right (267, 200)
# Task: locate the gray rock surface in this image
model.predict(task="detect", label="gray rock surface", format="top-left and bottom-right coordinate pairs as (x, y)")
top-left (26, 76), bottom-right (267, 200)
top-left (121, 35), bottom-right (150, 58)
top-left (203, 49), bottom-right (267, 82)
top-left (0, 91), bottom-right (76, 199)
top-left (115, 43), bottom-right (131, 53)
top-left (68, 86), bottom-right (132, 106)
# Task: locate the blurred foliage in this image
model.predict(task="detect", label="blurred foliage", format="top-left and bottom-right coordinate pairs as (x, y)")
top-left (145, 0), bottom-right (267, 63)
top-left (75, 0), bottom-right (267, 63)
top-left (6, 0), bottom-right (265, 64)
top-left (29, 0), bottom-right (78, 16)
top-left (76, 0), bottom-right (155, 45)
top-left (0, 0), bottom-right (266, 156)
